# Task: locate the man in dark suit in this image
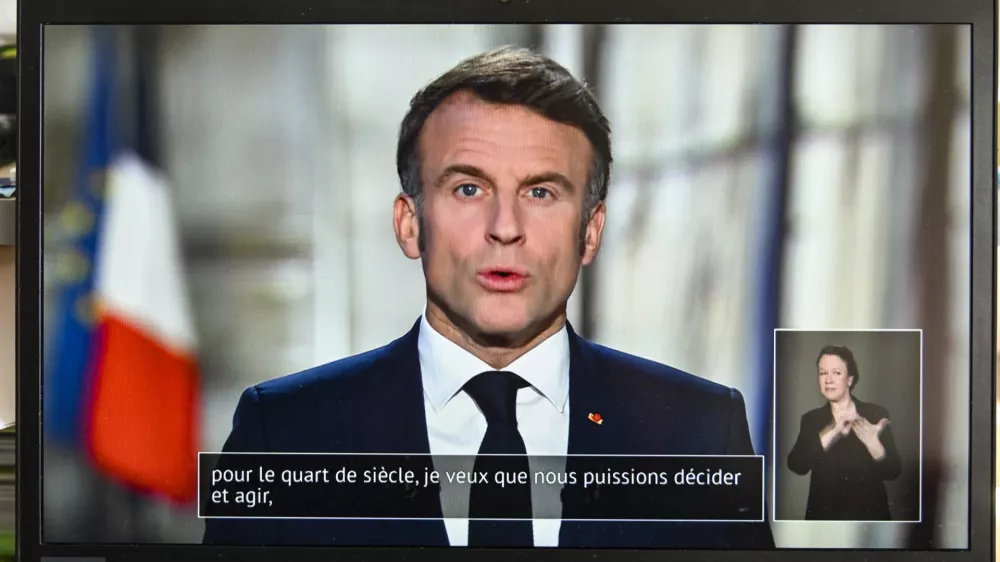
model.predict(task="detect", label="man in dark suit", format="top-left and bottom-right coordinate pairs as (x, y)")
top-left (203, 45), bottom-right (774, 549)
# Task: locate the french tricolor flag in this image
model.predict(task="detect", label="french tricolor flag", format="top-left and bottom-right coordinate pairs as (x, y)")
top-left (81, 154), bottom-right (201, 503)
top-left (45, 29), bottom-right (201, 504)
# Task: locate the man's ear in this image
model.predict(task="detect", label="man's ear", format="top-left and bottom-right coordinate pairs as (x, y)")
top-left (581, 202), bottom-right (606, 266)
top-left (394, 194), bottom-right (421, 260)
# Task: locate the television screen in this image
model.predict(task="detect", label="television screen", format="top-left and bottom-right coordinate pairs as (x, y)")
top-left (26, 15), bottom-right (989, 560)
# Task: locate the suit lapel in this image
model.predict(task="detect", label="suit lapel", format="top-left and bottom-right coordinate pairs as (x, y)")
top-left (565, 323), bottom-right (616, 457)
top-left (375, 319), bottom-right (434, 455)
top-left (561, 324), bottom-right (622, 547)
top-left (367, 319), bottom-right (449, 546)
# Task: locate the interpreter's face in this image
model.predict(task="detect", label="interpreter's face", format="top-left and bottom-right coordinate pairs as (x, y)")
top-left (818, 354), bottom-right (853, 403)
top-left (394, 91), bottom-right (605, 343)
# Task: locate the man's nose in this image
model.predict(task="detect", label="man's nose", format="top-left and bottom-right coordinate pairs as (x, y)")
top-left (486, 192), bottom-right (525, 245)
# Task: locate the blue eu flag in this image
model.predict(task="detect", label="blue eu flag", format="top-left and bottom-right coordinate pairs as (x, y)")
top-left (44, 29), bottom-right (119, 447)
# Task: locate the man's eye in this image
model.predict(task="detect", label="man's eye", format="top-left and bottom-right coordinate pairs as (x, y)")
top-left (529, 187), bottom-right (551, 199)
top-left (457, 184), bottom-right (481, 197)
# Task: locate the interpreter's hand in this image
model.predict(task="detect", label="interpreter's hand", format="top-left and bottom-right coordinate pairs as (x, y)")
top-left (820, 412), bottom-right (856, 450)
top-left (852, 417), bottom-right (889, 460)
top-left (834, 412), bottom-right (855, 437)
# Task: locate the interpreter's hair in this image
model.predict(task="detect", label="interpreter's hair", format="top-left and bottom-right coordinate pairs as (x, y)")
top-left (816, 345), bottom-right (860, 390)
top-left (395, 45), bottom-right (613, 251)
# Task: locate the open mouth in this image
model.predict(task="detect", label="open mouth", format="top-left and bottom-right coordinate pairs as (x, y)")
top-left (477, 267), bottom-right (529, 292)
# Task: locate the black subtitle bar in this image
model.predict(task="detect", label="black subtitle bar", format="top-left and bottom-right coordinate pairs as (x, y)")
top-left (198, 453), bottom-right (764, 521)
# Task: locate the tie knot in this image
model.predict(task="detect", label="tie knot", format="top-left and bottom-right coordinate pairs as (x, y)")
top-left (464, 371), bottom-right (528, 425)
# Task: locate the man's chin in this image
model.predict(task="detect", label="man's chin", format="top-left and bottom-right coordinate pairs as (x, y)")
top-left (468, 307), bottom-right (534, 343)
top-left (473, 317), bottom-right (531, 339)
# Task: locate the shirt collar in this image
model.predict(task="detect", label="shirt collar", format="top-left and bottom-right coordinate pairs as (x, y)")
top-left (417, 309), bottom-right (570, 414)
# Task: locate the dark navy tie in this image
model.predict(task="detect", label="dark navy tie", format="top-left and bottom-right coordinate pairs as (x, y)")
top-left (464, 371), bottom-right (534, 547)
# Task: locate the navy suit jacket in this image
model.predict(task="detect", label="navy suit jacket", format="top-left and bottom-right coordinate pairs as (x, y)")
top-left (203, 320), bottom-right (774, 548)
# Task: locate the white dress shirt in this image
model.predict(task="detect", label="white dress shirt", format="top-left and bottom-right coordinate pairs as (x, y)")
top-left (418, 312), bottom-right (570, 547)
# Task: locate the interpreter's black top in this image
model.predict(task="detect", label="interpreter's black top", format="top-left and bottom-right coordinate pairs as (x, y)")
top-left (787, 398), bottom-right (901, 521)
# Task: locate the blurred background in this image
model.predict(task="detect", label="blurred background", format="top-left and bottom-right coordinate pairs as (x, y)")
top-left (39, 24), bottom-right (971, 549)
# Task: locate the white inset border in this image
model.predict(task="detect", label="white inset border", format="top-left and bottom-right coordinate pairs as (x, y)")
top-left (771, 328), bottom-right (923, 524)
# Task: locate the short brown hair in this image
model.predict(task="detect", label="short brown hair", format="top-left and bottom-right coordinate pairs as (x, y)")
top-left (396, 46), bottom-right (612, 249)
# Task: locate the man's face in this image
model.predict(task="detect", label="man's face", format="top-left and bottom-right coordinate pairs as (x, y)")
top-left (394, 91), bottom-right (605, 343)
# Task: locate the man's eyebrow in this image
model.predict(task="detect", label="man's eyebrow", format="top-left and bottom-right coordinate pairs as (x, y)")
top-left (433, 164), bottom-right (495, 189)
top-left (433, 165), bottom-right (579, 194)
top-left (520, 172), bottom-right (576, 194)
top-left (434, 164), bottom-right (576, 193)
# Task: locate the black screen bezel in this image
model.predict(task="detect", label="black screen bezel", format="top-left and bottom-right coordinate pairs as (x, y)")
top-left (17, 1), bottom-right (997, 561)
